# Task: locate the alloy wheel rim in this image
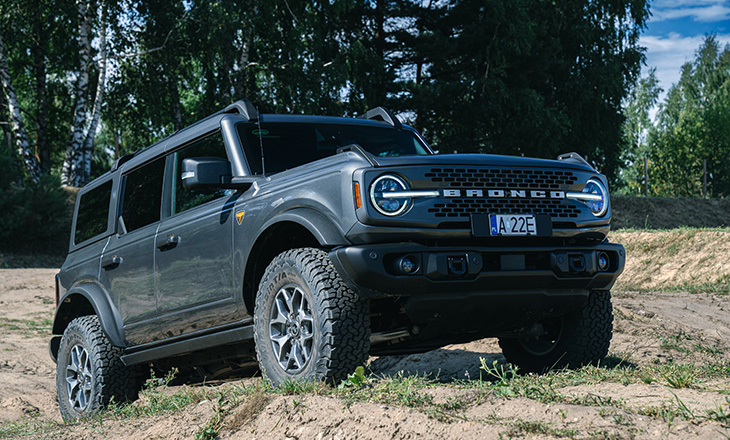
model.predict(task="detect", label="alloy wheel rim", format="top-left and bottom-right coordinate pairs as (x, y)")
top-left (65, 344), bottom-right (93, 412)
top-left (518, 317), bottom-right (564, 356)
top-left (269, 284), bottom-right (314, 373)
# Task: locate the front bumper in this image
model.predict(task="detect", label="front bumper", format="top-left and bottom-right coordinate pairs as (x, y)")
top-left (330, 240), bottom-right (624, 348)
top-left (329, 241), bottom-right (625, 299)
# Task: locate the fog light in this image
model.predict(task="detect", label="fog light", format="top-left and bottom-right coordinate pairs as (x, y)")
top-left (398, 256), bottom-right (417, 274)
top-left (597, 252), bottom-right (610, 271)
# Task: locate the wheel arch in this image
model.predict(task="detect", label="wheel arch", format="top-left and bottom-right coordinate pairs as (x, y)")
top-left (242, 210), bottom-right (349, 316)
top-left (52, 284), bottom-right (126, 355)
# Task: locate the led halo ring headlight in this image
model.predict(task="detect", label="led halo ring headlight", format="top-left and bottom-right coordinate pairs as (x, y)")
top-left (370, 174), bottom-right (411, 216)
top-left (583, 178), bottom-right (608, 217)
top-left (579, 178), bottom-right (608, 217)
top-left (565, 178), bottom-right (609, 217)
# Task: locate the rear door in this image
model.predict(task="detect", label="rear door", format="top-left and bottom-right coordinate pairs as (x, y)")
top-left (100, 157), bottom-right (166, 345)
top-left (154, 131), bottom-right (239, 338)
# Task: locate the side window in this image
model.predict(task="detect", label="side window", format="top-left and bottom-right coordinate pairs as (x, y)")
top-left (121, 157), bottom-right (165, 232)
top-left (173, 132), bottom-right (232, 214)
top-left (74, 180), bottom-right (112, 244)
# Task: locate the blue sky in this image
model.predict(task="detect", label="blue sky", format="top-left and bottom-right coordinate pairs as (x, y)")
top-left (641, 0), bottom-right (730, 103)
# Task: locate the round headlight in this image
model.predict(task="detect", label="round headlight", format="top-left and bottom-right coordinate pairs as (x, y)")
top-left (583, 178), bottom-right (608, 217)
top-left (370, 175), bottom-right (410, 216)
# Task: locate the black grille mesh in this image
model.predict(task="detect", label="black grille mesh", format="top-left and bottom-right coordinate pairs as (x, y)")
top-left (425, 167), bottom-right (577, 188)
top-left (428, 199), bottom-right (581, 218)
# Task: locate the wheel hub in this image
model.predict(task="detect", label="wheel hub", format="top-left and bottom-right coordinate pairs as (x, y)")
top-left (65, 344), bottom-right (93, 412)
top-left (269, 284), bottom-right (314, 373)
top-left (518, 317), bottom-right (564, 356)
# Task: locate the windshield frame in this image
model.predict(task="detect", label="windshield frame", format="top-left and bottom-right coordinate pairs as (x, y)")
top-left (235, 120), bottom-right (433, 176)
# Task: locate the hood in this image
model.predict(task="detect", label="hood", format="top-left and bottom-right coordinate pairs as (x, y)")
top-left (369, 153), bottom-right (596, 173)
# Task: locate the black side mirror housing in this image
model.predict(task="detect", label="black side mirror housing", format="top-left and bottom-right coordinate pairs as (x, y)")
top-left (181, 157), bottom-right (232, 190)
top-left (182, 157), bottom-right (261, 190)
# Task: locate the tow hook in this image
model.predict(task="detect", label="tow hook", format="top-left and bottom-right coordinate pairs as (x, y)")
top-left (569, 255), bottom-right (586, 273)
top-left (424, 252), bottom-right (482, 280)
top-left (447, 255), bottom-right (467, 275)
top-left (551, 251), bottom-right (596, 275)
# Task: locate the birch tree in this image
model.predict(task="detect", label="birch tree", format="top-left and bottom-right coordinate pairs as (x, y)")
top-left (62, 0), bottom-right (95, 187)
top-left (81, 5), bottom-right (107, 182)
top-left (0, 32), bottom-right (41, 183)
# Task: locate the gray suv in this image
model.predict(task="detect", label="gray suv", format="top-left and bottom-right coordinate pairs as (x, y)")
top-left (50, 100), bottom-right (624, 419)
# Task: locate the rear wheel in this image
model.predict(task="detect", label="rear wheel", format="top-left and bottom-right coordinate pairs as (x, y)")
top-left (253, 248), bottom-right (370, 385)
top-left (56, 316), bottom-right (139, 420)
top-left (499, 290), bottom-right (613, 373)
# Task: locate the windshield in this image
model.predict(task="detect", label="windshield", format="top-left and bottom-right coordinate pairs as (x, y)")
top-left (236, 122), bottom-right (430, 175)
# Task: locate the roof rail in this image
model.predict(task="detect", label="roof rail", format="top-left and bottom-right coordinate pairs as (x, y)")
top-left (111, 154), bottom-right (135, 172)
top-left (358, 107), bottom-right (402, 129)
top-left (221, 99), bottom-right (259, 122)
top-left (557, 152), bottom-right (595, 170)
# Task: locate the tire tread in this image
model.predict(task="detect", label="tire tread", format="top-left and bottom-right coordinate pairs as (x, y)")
top-left (253, 248), bottom-right (370, 385)
top-left (57, 315), bottom-right (138, 420)
top-left (499, 290), bottom-right (613, 373)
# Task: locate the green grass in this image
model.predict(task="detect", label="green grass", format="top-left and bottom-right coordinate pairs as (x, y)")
top-left (4, 357), bottom-right (730, 438)
top-left (0, 317), bottom-right (53, 335)
top-left (665, 277), bottom-right (730, 295)
top-left (0, 417), bottom-right (61, 438)
top-left (503, 419), bottom-right (579, 438)
top-left (611, 226), bottom-right (730, 234)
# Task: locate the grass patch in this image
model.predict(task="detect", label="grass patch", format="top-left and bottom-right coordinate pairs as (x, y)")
top-left (610, 226), bottom-right (730, 234)
top-left (503, 419), bottom-right (578, 438)
top-left (665, 277), bottom-right (730, 295)
top-left (0, 417), bottom-right (62, 438)
top-left (4, 357), bottom-right (730, 437)
top-left (0, 317), bottom-right (53, 335)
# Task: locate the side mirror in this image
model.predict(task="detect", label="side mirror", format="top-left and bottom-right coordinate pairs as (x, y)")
top-left (181, 157), bottom-right (232, 190)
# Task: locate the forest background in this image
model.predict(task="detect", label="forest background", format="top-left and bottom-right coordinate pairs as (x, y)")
top-left (0, 0), bottom-right (728, 253)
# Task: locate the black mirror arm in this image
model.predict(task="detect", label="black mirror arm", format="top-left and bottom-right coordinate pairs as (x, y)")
top-left (222, 175), bottom-right (267, 189)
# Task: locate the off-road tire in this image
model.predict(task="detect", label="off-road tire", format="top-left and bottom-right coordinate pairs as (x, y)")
top-left (56, 315), bottom-right (138, 420)
top-left (499, 290), bottom-right (613, 374)
top-left (253, 248), bottom-right (370, 386)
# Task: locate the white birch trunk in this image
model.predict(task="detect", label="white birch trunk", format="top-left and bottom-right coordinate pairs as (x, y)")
top-left (81, 6), bottom-right (107, 184)
top-left (62, 0), bottom-right (93, 187)
top-left (0, 33), bottom-right (41, 183)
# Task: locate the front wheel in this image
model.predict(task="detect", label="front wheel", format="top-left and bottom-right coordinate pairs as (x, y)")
top-left (56, 316), bottom-right (139, 420)
top-left (253, 248), bottom-right (370, 386)
top-left (499, 290), bottom-right (613, 373)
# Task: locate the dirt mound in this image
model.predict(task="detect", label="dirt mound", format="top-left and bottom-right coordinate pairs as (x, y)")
top-left (611, 229), bottom-right (730, 292)
top-left (611, 195), bottom-right (730, 230)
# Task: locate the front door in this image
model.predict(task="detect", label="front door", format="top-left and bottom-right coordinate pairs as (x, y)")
top-left (154, 132), bottom-right (239, 338)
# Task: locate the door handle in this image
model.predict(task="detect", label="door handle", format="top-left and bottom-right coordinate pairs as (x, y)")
top-left (157, 234), bottom-right (181, 250)
top-left (101, 255), bottom-right (123, 269)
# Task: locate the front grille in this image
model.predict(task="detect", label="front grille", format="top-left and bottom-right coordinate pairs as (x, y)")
top-left (428, 198), bottom-right (581, 218)
top-left (425, 167), bottom-right (578, 189)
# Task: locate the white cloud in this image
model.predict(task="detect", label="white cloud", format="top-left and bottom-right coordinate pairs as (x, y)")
top-left (650, 0), bottom-right (730, 22)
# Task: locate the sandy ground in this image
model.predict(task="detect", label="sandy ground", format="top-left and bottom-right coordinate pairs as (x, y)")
top-left (1, 267), bottom-right (730, 439)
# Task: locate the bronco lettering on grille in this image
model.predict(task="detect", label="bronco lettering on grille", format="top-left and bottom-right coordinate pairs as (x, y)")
top-left (442, 189), bottom-right (566, 199)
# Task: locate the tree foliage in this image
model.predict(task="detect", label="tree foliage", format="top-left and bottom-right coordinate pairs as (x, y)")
top-left (618, 68), bottom-right (661, 195)
top-left (635, 36), bottom-right (730, 197)
top-left (1, 0), bottom-right (650, 187)
top-left (402, 0), bottom-right (649, 179)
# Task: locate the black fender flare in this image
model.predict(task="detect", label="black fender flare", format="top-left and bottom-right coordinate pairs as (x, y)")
top-left (256, 207), bottom-right (349, 247)
top-left (52, 283), bottom-right (126, 348)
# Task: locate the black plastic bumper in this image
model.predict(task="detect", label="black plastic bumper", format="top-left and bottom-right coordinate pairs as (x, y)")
top-left (329, 241), bottom-right (625, 300)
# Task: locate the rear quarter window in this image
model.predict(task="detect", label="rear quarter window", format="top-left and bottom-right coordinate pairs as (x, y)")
top-left (74, 180), bottom-right (113, 245)
top-left (120, 157), bottom-right (165, 232)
